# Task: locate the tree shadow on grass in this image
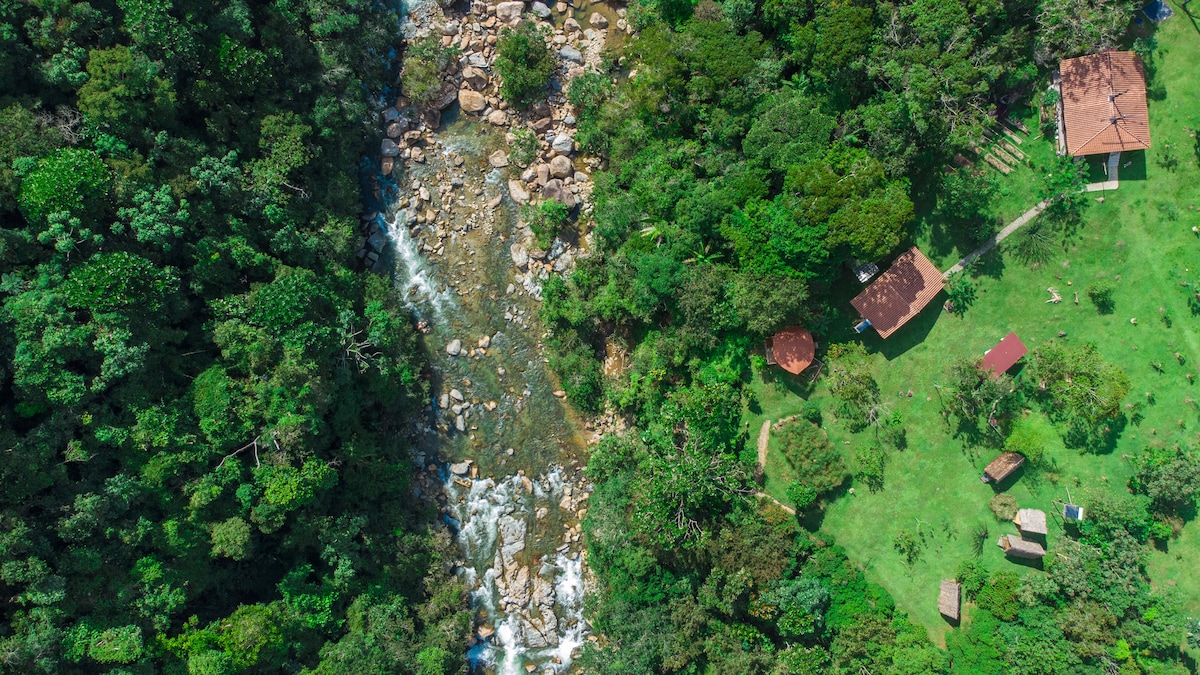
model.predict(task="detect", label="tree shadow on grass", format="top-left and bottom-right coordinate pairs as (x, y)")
top-left (1003, 554), bottom-right (1045, 572)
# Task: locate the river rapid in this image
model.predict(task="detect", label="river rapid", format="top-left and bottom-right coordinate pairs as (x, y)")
top-left (365, 71), bottom-right (597, 675)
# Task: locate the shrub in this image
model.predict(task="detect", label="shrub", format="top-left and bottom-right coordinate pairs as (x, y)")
top-left (800, 400), bottom-right (822, 426)
top-left (956, 559), bottom-right (989, 599)
top-left (776, 421), bottom-right (847, 496)
top-left (989, 493), bottom-right (1018, 521)
top-left (1086, 279), bottom-right (1115, 314)
top-left (853, 444), bottom-right (887, 492)
top-left (494, 23), bottom-right (555, 108)
top-left (945, 272), bottom-right (977, 316)
top-left (522, 200), bottom-right (569, 249)
top-left (786, 481), bottom-right (818, 511)
top-left (975, 571), bottom-right (1021, 621)
top-left (401, 35), bottom-right (458, 107)
top-left (893, 528), bottom-right (921, 565)
top-left (509, 127), bottom-right (539, 167)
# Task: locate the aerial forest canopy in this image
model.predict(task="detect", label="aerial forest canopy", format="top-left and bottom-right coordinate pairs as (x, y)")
top-left (542, 0), bottom-right (1196, 673)
top-left (0, 1), bottom-right (470, 673)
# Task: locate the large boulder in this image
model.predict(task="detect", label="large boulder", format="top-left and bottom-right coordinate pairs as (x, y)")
top-left (508, 179), bottom-right (531, 204)
top-left (510, 242), bottom-right (529, 268)
top-left (462, 65), bottom-right (489, 90)
top-left (489, 150), bottom-right (509, 167)
top-left (458, 89), bottom-right (487, 113)
top-left (487, 109), bottom-right (508, 125)
top-left (530, 1), bottom-right (551, 17)
top-left (542, 179), bottom-right (576, 209)
top-left (551, 133), bottom-right (574, 155)
top-left (589, 11), bottom-right (609, 28)
top-left (380, 138), bottom-right (400, 157)
top-left (446, 339), bottom-right (463, 356)
top-left (558, 46), bottom-right (583, 64)
top-left (549, 154), bottom-right (572, 178)
top-left (496, 1), bottom-right (524, 23)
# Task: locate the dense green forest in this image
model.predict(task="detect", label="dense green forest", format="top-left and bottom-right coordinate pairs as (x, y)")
top-left (542, 0), bottom-right (1199, 673)
top-left (0, 1), bottom-right (471, 673)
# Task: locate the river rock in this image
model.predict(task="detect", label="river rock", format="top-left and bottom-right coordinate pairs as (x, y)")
top-left (478, 335), bottom-right (492, 349)
top-left (558, 46), bottom-right (583, 64)
top-left (478, 624), bottom-right (495, 640)
top-left (458, 89), bottom-right (487, 113)
top-left (487, 109), bottom-right (508, 125)
top-left (549, 155), bottom-right (572, 178)
top-left (508, 179), bottom-right (531, 204)
top-left (386, 122), bottom-right (405, 138)
top-left (450, 388), bottom-right (465, 401)
top-left (446, 339), bottom-right (463, 356)
top-left (496, 1), bottom-right (524, 23)
top-left (381, 157), bottom-right (395, 176)
top-left (367, 232), bottom-right (388, 252)
top-left (450, 460), bottom-right (471, 475)
top-left (565, 17), bottom-right (581, 31)
top-left (462, 65), bottom-right (489, 90)
top-left (455, 414), bottom-right (466, 432)
top-left (542, 178), bottom-right (574, 208)
top-left (489, 150), bottom-right (509, 167)
top-left (551, 133), bottom-right (574, 155)
top-left (498, 515), bottom-right (527, 567)
top-left (530, 1), bottom-right (551, 17)
top-left (536, 163), bottom-right (551, 185)
top-left (547, 238), bottom-right (568, 261)
top-left (510, 243), bottom-right (529, 268)
top-left (432, 81), bottom-right (459, 110)
top-left (589, 11), bottom-right (609, 27)
top-left (380, 138), bottom-right (400, 157)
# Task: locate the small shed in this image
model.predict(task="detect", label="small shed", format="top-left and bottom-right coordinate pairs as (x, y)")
top-left (980, 332), bottom-right (1028, 379)
top-left (998, 534), bottom-right (1046, 559)
top-left (982, 452), bottom-right (1025, 483)
top-left (765, 326), bottom-right (815, 375)
top-left (938, 579), bottom-right (961, 621)
top-left (1014, 509), bottom-right (1048, 536)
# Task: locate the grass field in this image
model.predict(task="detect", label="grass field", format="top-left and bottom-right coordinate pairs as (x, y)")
top-left (748, 10), bottom-right (1200, 648)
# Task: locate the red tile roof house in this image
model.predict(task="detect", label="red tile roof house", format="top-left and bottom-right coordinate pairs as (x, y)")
top-left (1059, 51), bottom-right (1151, 158)
top-left (850, 247), bottom-right (946, 339)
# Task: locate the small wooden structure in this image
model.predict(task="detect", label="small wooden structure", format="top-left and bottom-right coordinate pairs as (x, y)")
top-left (938, 579), bottom-right (961, 621)
top-left (981, 452), bottom-right (1025, 483)
top-left (980, 332), bottom-right (1028, 379)
top-left (764, 326), bottom-right (815, 375)
top-left (1014, 509), bottom-right (1048, 536)
top-left (998, 534), bottom-right (1046, 559)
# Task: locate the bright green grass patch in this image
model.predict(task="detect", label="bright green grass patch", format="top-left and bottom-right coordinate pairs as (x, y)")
top-left (750, 12), bottom-right (1200, 646)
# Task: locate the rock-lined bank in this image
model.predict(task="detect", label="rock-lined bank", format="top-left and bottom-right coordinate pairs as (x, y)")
top-left (356, 0), bottom-right (636, 281)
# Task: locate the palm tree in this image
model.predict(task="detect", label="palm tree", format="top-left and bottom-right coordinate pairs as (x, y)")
top-left (683, 242), bottom-right (723, 265)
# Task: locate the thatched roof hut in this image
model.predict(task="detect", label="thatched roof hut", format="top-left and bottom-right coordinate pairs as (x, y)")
top-left (1014, 509), bottom-right (1048, 536)
top-left (938, 579), bottom-right (961, 620)
top-left (982, 452), bottom-right (1025, 483)
top-left (998, 534), bottom-right (1045, 559)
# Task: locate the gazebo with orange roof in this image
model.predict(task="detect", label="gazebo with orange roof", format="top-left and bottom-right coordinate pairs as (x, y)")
top-left (765, 326), bottom-right (815, 375)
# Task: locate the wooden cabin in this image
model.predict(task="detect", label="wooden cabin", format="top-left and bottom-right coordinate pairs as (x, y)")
top-left (982, 452), bottom-right (1025, 483)
top-left (938, 579), bottom-right (961, 621)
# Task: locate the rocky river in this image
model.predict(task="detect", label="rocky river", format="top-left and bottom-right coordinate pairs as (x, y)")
top-left (355, 0), bottom-right (633, 671)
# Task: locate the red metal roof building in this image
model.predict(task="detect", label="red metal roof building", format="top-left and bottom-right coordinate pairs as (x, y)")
top-left (850, 247), bottom-right (945, 339)
top-left (765, 326), bottom-right (815, 375)
top-left (1060, 51), bottom-right (1151, 157)
top-left (980, 332), bottom-right (1028, 378)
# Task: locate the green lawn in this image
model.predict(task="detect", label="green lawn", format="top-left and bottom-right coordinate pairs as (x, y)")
top-left (749, 12), bottom-right (1200, 648)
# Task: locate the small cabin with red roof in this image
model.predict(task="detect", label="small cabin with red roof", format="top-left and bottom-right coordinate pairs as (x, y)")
top-left (980, 332), bottom-right (1027, 379)
top-left (765, 326), bottom-right (815, 375)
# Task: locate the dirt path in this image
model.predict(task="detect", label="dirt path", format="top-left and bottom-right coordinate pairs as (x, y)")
top-left (756, 491), bottom-right (796, 515)
top-left (756, 419), bottom-right (771, 473)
